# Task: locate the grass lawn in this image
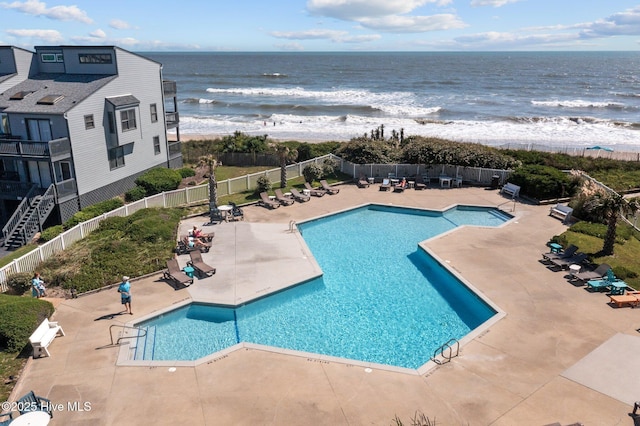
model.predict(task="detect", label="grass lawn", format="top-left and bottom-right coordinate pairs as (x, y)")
top-left (561, 230), bottom-right (640, 289)
top-left (0, 244), bottom-right (38, 269)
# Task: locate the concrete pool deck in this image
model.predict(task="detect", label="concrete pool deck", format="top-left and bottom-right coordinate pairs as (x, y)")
top-left (7, 183), bottom-right (640, 425)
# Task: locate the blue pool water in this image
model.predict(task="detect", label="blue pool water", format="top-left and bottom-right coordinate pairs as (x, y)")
top-left (135, 205), bottom-right (508, 369)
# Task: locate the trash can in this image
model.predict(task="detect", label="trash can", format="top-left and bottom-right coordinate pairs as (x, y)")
top-left (490, 175), bottom-right (500, 189)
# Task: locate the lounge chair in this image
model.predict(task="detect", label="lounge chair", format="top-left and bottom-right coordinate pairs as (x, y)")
top-left (290, 188), bottom-right (310, 202)
top-left (229, 202), bottom-right (244, 221)
top-left (17, 390), bottom-right (53, 418)
top-left (356, 176), bottom-right (370, 188)
top-left (259, 192), bottom-right (281, 209)
top-left (570, 263), bottom-right (611, 283)
top-left (188, 250), bottom-right (216, 277)
top-left (550, 252), bottom-right (587, 270)
top-left (379, 178), bottom-right (391, 191)
top-left (542, 244), bottom-right (578, 262)
top-left (175, 236), bottom-right (211, 255)
top-left (304, 182), bottom-right (326, 197)
top-left (320, 180), bottom-right (340, 194)
top-left (394, 179), bottom-right (407, 192)
top-left (274, 189), bottom-right (295, 206)
top-left (163, 258), bottom-right (194, 288)
top-left (609, 291), bottom-right (640, 308)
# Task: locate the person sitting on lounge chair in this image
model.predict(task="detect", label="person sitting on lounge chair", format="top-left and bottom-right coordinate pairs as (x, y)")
top-left (190, 226), bottom-right (213, 242)
top-left (188, 236), bottom-right (209, 250)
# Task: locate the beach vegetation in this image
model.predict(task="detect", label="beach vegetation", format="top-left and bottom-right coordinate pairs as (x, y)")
top-left (582, 192), bottom-right (638, 256)
top-left (197, 155), bottom-right (219, 207)
top-left (336, 139), bottom-right (396, 163)
top-left (35, 208), bottom-right (183, 294)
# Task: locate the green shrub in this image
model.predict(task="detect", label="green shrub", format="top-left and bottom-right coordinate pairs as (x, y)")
top-left (302, 164), bottom-right (323, 184)
top-left (39, 225), bottom-right (64, 242)
top-left (178, 167), bottom-right (196, 178)
top-left (0, 295), bottom-right (54, 352)
top-left (5, 273), bottom-right (33, 296)
top-left (255, 176), bottom-right (272, 194)
top-left (64, 198), bottom-right (125, 229)
top-left (135, 167), bottom-right (182, 195)
top-left (322, 158), bottom-right (338, 178)
top-left (507, 165), bottom-right (577, 200)
top-left (125, 186), bottom-right (147, 202)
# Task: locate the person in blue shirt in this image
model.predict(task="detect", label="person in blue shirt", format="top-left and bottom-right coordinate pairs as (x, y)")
top-left (31, 272), bottom-right (46, 298)
top-left (118, 276), bottom-right (132, 315)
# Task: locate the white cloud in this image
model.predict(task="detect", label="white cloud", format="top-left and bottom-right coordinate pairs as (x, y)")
top-left (109, 19), bottom-right (134, 30)
top-left (89, 29), bottom-right (106, 39)
top-left (470, 0), bottom-right (520, 7)
top-left (359, 13), bottom-right (466, 32)
top-left (307, 0), bottom-right (451, 20)
top-left (0, 0), bottom-right (92, 23)
top-left (580, 6), bottom-right (640, 37)
top-left (6, 28), bottom-right (63, 42)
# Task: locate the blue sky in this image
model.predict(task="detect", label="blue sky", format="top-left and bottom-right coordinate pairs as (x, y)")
top-left (1, 0), bottom-right (639, 51)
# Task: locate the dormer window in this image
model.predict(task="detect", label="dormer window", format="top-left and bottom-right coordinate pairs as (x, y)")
top-left (79, 53), bottom-right (112, 64)
top-left (37, 94), bottom-right (64, 105)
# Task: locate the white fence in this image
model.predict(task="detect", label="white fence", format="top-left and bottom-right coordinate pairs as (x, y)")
top-left (0, 154), bottom-right (338, 292)
top-left (0, 153), bottom-right (515, 292)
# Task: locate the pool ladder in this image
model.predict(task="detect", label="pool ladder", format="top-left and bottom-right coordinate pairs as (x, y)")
top-left (497, 199), bottom-right (516, 212)
top-left (108, 324), bottom-right (146, 346)
top-left (431, 338), bottom-right (460, 365)
top-left (288, 220), bottom-right (297, 233)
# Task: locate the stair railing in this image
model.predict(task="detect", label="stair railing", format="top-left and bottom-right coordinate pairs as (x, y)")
top-left (2, 184), bottom-right (38, 244)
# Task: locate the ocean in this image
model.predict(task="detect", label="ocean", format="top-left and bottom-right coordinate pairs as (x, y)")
top-left (144, 51), bottom-right (640, 150)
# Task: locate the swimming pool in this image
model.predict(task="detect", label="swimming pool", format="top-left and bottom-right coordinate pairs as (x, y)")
top-left (133, 205), bottom-right (509, 369)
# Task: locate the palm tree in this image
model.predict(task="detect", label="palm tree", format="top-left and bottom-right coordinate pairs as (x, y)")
top-left (584, 191), bottom-right (638, 255)
top-left (197, 154), bottom-right (218, 208)
top-left (271, 143), bottom-right (298, 188)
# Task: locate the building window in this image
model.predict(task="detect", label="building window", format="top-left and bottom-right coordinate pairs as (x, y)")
top-left (153, 136), bottom-right (161, 155)
top-left (55, 161), bottom-right (72, 181)
top-left (40, 53), bottom-right (63, 63)
top-left (26, 119), bottom-right (52, 141)
top-left (150, 104), bottom-right (158, 123)
top-left (84, 114), bottom-right (95, 130)
top-left (108, 146), bottom-right (125, 169)
top-left (79, 53), bottom-right (112, 64)
top-left (120, 109), bottom-right (137, 132)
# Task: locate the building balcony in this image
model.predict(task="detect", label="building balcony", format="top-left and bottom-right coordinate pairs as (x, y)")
top-left (163, 80), bottom-right (177, 96)
top-left (0, 137), bottom-right (70, 160)
top-left (166, 111), bottom-right (179, 129)
top-left (0, 180), bottom-right (37, 200)
top-left (168, 141), bottom-right (182, 159)
top-left (56, 178), bottom-right (77, 202)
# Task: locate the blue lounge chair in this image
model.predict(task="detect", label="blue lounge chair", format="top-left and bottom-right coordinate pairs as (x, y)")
top-left (587, 270), bottom-right (626, 293)
top-left (542, 244), bottom-right (578, 262)
top-left (17, 390), bottom-right (53, 418)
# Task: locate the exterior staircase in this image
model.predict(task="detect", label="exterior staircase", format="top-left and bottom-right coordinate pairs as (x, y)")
top-left (2, 184), bottom-right (56, 250)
